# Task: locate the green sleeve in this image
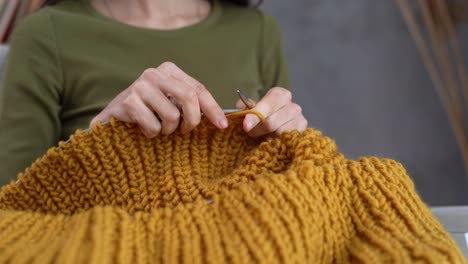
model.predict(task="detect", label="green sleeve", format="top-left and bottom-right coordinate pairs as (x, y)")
top-left (0, 11), bottom-right (62, 186)
top-left (258, 12), bottom-right (290, 98)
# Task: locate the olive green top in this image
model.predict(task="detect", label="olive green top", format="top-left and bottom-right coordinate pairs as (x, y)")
top-left (0, 0), bottom-right (289, 184)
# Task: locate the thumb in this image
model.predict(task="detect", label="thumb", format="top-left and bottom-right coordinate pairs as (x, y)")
top-left (243, 113), bottom-right (261, 132)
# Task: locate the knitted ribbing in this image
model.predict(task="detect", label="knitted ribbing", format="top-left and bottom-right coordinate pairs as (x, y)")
top-left (0, 110), bottom-right (464, 263)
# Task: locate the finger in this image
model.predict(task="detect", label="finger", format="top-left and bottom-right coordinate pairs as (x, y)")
top-left (158, 62), bottom-right (199, 86)
top-left (142, 68), bottom-right (200, 134)
top-left (137, 80), bottom-right (182, 135)
top-left (90, 90), bottom-right (131, 127)
top-left (197, 84), bottom-right (229, 129)
top-left (111, 93), bottom-right (162, 137)
top-left (158, 62), bottom-right (227, 129)
top-left (151, 73), bottom-right (201, 134)
top-left (124, 95), bottom-right (162, 138)
top-left (276, 116), bottom-right (308, 135)
top-left (247, 103), bottom-right (299, 137)
top-left (244, 87), bottom-right (291, 132)
top-left (90, 112), bottom-right (108, 127)
top-left (90, 103), bottom-right (127, 127)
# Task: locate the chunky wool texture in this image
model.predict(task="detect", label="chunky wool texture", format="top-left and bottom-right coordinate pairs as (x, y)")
top-left (0, 110), bottom-right (464, 263)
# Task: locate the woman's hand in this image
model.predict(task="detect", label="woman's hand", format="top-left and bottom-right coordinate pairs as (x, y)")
top-left (238, 87), bottom-right (307, 137)
top-left (90, 62), bottom-right (228, 137)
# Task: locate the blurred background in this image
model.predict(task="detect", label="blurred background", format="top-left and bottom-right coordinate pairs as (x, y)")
top-left (0, 0), bottom-right (467, 205)
top-left (260, 0), bottom-right (468, 205)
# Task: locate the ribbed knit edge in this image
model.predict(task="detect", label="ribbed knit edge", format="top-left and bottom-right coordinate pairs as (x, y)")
top-left (0, 110), bottom-right (464, 263)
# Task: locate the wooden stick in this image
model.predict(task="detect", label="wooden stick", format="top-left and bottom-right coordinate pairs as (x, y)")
top-left (396, 0), bottom-right (468, 175)
top-left (420, 0), bottom-right (468, 174)
top-left (435, 0), bottom-right (468, 111)
top-left (420, 0), bottom-right (462, 120)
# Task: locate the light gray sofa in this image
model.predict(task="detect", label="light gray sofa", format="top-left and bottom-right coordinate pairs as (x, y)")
top-left (432, 206), bottom-right (468, 260)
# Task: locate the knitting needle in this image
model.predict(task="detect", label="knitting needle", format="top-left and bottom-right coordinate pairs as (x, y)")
top-left (237, 90), bottom-right (255, 109)
top-left (201, 90), bottom-right (254, 115)
top-left (60, 92), bottom-right (254, 147)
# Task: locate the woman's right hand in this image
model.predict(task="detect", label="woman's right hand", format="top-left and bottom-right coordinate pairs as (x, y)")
top-left (90, 62), bottom-right (228, 138)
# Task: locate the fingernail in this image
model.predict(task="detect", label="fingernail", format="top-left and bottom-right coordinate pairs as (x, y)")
top-left (218, 118), bottom-right (228, 129)
top-left (246, 120), bottom-right (254, 131)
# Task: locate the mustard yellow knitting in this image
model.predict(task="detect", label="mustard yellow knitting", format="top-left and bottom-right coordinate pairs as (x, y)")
top-left (0, 110), bottom-right (464, 263)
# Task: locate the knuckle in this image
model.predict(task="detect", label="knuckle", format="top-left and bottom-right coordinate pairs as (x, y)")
top-left (192, 82), bottom-right (207, 94)
top-left (181, 89), bottom-right (198, 102)
top-left (263, 120), bottom-right (276, 132)
top-left (142, 68), bottom-right (166, 82)
top-left (161, 110), bottom-right (181, 123)
top-left (141, 68), bottom-right (156, 79)
top-left (122, 97), bottom-right (140, 124)
top-left (122, 94), bottom-right (137, 109)
top-left (132, 80), bottom-right (148, 94)
top-left (271, 87), bottom-right (291, 100)
top-left (281, 88), bottom-right (292, 100)
top-left (292, 103), bottom-right (302, 114)
top-left (128, 82), bottom-right (139, 93)
top-left (158, 61), bottom-right (177, 72)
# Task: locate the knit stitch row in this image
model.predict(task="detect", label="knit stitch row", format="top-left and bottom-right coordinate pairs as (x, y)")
top-left (0, 110), bottom-right (464, 263)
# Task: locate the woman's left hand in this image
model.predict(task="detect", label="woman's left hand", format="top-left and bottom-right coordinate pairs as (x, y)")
top-left (237, 87), bottom-right (308, 137)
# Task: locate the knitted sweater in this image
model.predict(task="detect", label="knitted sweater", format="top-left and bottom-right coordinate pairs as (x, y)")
top-left (0, 111), bottom-right (464, 263)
